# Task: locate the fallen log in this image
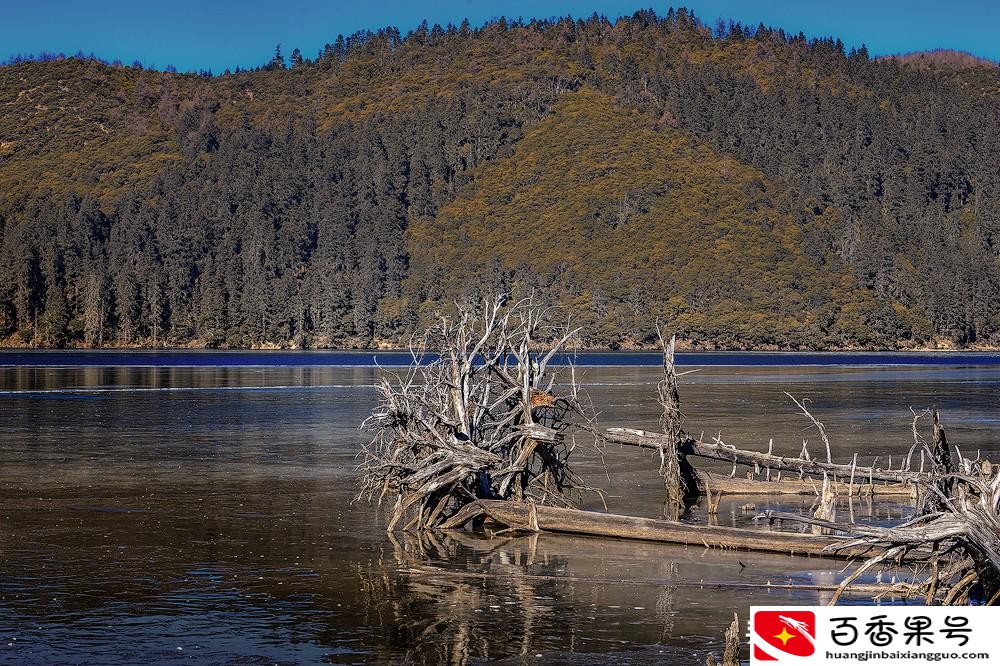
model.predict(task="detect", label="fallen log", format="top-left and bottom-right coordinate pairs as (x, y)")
top-left (693, 470), bottom-right (914, 497)
top-left (605, 427), bottom-right (926, 485)
top-left (441, 500), bottom-right (876, 559)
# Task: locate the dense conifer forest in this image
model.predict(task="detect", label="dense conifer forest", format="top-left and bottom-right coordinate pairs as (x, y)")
top-left (1, 8), bottom-right (998, 349)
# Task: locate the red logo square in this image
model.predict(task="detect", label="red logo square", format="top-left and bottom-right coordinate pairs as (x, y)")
top-left (752, 610), bottom-right (816, 661)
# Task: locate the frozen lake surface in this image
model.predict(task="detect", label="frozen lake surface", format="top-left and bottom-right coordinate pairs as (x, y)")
top-left (1, 352), bottom-right (999, 663)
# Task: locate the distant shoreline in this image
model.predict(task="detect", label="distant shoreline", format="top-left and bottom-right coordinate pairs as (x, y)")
top-left (4, 348), bottom-right (1000, 369)
top-left (2, 344), bottom-right (999, 354)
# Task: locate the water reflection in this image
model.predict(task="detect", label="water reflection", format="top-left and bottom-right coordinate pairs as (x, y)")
top-left (364, 529), bottom-right (738, 664)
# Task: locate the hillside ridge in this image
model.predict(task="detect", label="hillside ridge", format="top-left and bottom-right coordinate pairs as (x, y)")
top-left (1, 9), bottom-right (998, 349)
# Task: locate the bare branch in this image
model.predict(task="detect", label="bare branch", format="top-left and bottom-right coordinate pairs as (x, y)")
top-left (785, 392), bottom-right (833, 463)
top-left (358, 295), bottom-right (600, 532)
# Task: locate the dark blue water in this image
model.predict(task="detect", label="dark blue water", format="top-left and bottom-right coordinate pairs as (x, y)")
top-left (2, 349), bottom-right (999, 367)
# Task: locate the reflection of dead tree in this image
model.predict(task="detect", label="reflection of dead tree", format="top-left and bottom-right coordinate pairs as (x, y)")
top-left (358, 295), bottom-right (600, 532)
top-left (381, 529), bottom-right (570, 663)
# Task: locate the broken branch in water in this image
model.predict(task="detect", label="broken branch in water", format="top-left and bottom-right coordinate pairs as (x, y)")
top-left (906, 407), bottom-right (931, 471)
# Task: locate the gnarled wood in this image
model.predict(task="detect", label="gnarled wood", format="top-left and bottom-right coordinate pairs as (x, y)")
top-left (358, 295), bottom-right (601, 532)
top-left (605, 427), bottom-right (926, 485)
top-left (760, 460), bottom-right (1000, 606)
top-left (919, 410), bottom-right (954, 514)
top-left (656, 330), bottom-right (686, 519)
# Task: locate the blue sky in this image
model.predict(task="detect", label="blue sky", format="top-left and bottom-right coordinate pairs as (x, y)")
top-left (3, 1), bottom-right (997, 73)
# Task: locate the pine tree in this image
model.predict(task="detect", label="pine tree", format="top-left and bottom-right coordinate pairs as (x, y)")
top-left (269, 44), bottom-right (286, 70)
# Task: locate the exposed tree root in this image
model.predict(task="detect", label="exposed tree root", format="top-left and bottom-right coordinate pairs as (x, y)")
top-left (358, 295), bottom-right (602, 532)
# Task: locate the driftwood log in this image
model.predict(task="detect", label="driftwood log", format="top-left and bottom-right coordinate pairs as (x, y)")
top-left (692, 470), bottom-right (913, 497)
top-left (605, 428), bottom-right (926, 485)
top-left (441, 499), bottom-right (884, 558)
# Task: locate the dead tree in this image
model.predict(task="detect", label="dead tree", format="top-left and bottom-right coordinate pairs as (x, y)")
top-left (919, 410), bottom-right (954, 514)
top-left (656, 329), bottom-right (688, 519)
top-left (848, 460), bottom-right (1000, 605)
top-left (358, 295), bottom-right (599, 532)
top-left (706, 612), bottom-right (740, 666)
top-left (812, 472), bottom-right (836, 533)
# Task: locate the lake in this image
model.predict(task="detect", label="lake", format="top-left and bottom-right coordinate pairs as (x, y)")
top-left (2, 352), bottom-right (999, 664)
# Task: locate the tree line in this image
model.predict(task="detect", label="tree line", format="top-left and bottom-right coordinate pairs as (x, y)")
top-left (0, 8), bottom-right (998, 348)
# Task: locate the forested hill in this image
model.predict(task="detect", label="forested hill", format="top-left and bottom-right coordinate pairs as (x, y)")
top-left (882, 49), bottom-right (998, 71)
top-left (2, 9), bottom-right (999, 350)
